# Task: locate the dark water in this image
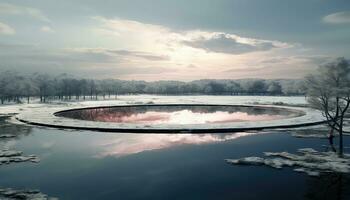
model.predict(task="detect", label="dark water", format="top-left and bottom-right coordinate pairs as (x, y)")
top-left (0, 121), bottom-right (349, 200)
top-left (56, 105), bottom-right (303, 125)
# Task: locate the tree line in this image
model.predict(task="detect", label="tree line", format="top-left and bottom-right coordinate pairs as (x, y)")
top-left (0, 71), bottom-right (304, 104)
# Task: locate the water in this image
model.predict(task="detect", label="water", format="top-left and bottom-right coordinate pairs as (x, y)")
top-left (1, 120), bottom-right (350, 200)
top-left (56, 105), bottom-right (302, 125)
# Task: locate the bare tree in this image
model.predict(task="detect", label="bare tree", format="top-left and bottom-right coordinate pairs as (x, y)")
top-left (20, 77), bottom-right (38, 103)
top-left (267, 81), bottom-right (282, 95)
top-left (305, 57), bottom-right (350, 157)
top-left (34, 73), bottom-right (52, 102)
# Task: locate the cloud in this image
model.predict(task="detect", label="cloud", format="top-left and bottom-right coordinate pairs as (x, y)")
top-left (0, 3), bottom-right (50, 22)
top-left (323, 11), bottom-right (350, 24)
top-left (181, 32), bottom-right (286, 54)
top-left (118, 66), bottom-right (177, 75)
top-left (0, 44), bottom-right (115, 71)
top-left (0, 44), bottom-right (177, 79)
top-left (92, 16), bottom-right (169, 38)
top-left (92, 16), bottom-right (173, 52)
top-left (106, 50), bottom-right (169, 61)
top-left (93, 17), bottom-right (290, 56)
top-left (40, 26), bottom-right (54, 33)
top-left (0, 22), bottom-right (15, 35)
top-left (221, 55), bottom-right (334, 79)
top-left (69, 48), bottom-right (169, 61)
top-left (187, 64), bottom-right (197, 68)
top-left (292, 55), bottom-right (335, 66)
top-left (0, 15), bottom-right (308, 80)
top-left (259, 57), bottom-right (288, 64)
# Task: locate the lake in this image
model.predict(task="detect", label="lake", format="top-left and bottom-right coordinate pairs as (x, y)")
top-left (1, 120), bottom-right (349, 200)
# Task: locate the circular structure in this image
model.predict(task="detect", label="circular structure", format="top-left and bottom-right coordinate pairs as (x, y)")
top-left (55, 104), bottom-right (303, 125)
top-left (16, 103), bottom-right (326, 133)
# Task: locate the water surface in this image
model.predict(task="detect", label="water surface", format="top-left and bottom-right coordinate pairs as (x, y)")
top-left (56, 105), bottom-right (302, 125)
top-left (0, 119), bottom-right (349, 199)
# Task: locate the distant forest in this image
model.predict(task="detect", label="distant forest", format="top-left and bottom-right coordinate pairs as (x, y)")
top-left (0, 71), bottom-right (305, 104)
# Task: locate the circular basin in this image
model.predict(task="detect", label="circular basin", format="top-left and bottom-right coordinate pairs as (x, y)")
top-left (22, 103), bottom-right (323, 133)
top-left (56, 104), bottom-right (304, 125)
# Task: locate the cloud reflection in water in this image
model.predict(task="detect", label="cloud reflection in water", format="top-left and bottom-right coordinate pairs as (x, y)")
top-left (93, 110), bottom-right (286, 124)
top-left (96, 131), bottom-right (266, 157)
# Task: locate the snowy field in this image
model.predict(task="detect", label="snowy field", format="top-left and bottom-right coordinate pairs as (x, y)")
top-left (0, 95), bottom-right (324, 132)
top-left (1, 95), bottom-right (308, 115)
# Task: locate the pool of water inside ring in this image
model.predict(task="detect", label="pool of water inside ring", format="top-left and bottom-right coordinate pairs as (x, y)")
top-left (55, 105), bottom-right (304, 125)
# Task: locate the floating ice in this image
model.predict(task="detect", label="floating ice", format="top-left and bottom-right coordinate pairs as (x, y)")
top-left (226, 148), bottom-right (350, 176)
top-left (0, 188), bottom-right (58, 200)
top-left (0, 149), bottom-right (40, 165)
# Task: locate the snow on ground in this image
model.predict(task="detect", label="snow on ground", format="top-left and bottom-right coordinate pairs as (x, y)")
top-left (0, 95), bottom-right (308, 115)
top-left (0, 96), bottom-right (324, 132)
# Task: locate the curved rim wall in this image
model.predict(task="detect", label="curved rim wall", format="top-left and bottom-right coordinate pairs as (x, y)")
top-left (15, 104), bottom-right (326, 133)
top-left (54, 104), bottom-right (305, 120)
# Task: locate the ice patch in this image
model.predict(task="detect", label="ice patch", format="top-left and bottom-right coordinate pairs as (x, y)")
top-left (0, 148), bottom-right (40, 165)
top-left (0, 187), bottom-right (58, 200)
top-left (226, 148), bottom-right (350, 176)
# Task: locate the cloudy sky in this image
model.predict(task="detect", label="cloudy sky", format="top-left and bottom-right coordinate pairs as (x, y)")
top-left (0, 0), bottom-right (349, 80)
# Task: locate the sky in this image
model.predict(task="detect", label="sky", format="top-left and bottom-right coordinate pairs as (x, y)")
top-left (0, 0), bottom-right (349, 81)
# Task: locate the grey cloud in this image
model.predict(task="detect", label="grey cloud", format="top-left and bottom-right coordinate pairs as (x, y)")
top-left (223, 64), bottom-right (314, 79)
top-left (0, 44), bottom-right (109, 75)
top-left (182, 33), bottom-right (277, 54)
top-left (294, 55), bottom-right (335, 65)
top-left (57, 65), bottom-right (177, 79)
top-left (0, 44), bottom-right (174, 78)
top-left (323, 11), bottom-right (350, 24)
top-left (260, 57), bottom-right (290, 64)
top-left (224, 67), bottom-right (267, 73)
top-left (0, 44), bottom-right (169, 66)
top-left (0, 3), bottom-right (50, 22)
top-left (107, 50), bottom-right (170, 61)
top-left (0, 22), bottom-right (15, 35)
top-left (0, 60), bottom-right (174, 78)
top-left (0, 45), bottom-right (115, 64)
top-left (104, 66), bottom-right (177, 76)
top-left (69, 48), bottom-right (169, 62)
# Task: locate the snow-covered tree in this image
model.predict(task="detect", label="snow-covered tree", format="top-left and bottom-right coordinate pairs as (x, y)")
top-left (305, 57), bottom-right (350, 157)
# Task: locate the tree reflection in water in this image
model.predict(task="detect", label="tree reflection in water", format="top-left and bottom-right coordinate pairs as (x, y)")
top-left (304, 173), bottom-right (350, 200)
top-left (0, 116), bottom-right (32, 140)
